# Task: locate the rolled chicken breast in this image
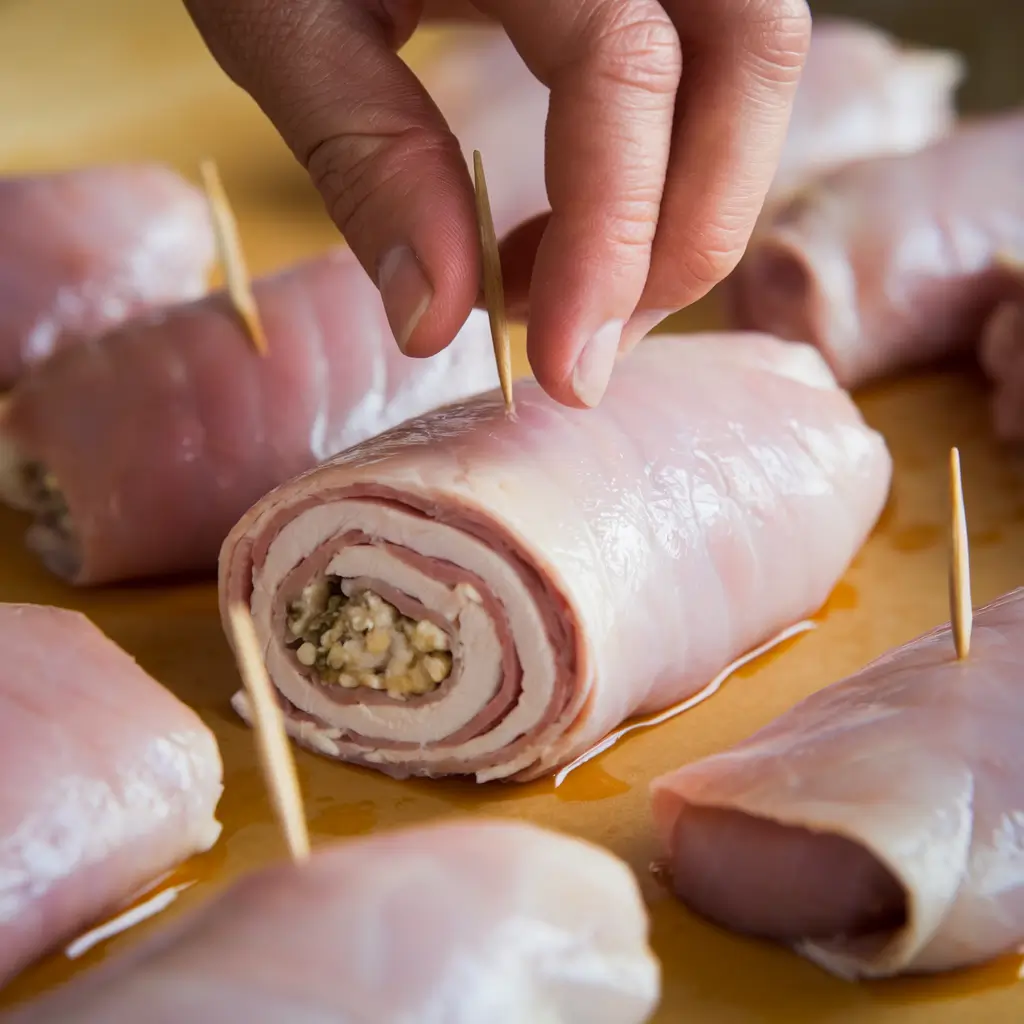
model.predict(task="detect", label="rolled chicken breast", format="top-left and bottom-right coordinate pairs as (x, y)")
top-left (0, 248), bottom-right (496, 586)
top-left (766, 18), bottom-right (962, 206)
top-left (219, 333), bottom-right (892, 783)
top-left (651, 587), bottom-right (1024, 979)
top-left (0, 164), bottom-right (214, 388)
top-left (5, 820), bottom-right (658, 1024)
top-left (0, 604), bottom-right (223, 987)
top-left (728, 111), bottom-right (1024, 387)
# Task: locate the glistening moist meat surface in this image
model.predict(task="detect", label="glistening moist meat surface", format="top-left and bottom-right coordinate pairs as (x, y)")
top-left (220, 333), bottom-right (892, 783)
top-left (0, 604), bottom-right (223, 986)
top-left (728, 112), bottom-right (1024, 388)
top-left (4, 820), bottom-right (659, 1024)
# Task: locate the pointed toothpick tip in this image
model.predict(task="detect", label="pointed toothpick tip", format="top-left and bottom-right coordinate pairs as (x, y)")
top-left (226, 603), bottom-right (310, 863)
top-left (472, 149), bottom-right (515, 417)
top-left (948, 446), bottom-right (972, 660)
top-left (199, 159), bottom-right (269, 358)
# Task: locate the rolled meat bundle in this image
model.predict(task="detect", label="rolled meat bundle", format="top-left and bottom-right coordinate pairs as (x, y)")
top-left (727, 111), bottom-right (1024, 388)
top-left (219, 333), bottom-right (892, 783)
top-left (0, 164), bottom-right (214, 388)
top-left (766, 18), bottom-right (962, 207)
top-left (0, 248), bottom-right (496, 586)
top-left (651, 587), bottom-right (1024, 980)
top-left (0, 603), bottom-right (223, 987)
top-left (6, 820), bottom-right (658, 1024)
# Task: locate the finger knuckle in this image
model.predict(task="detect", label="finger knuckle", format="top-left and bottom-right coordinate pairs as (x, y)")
top-left (306, 126), bottom-right (460, 236)
top-left (587, 2), bottom-right (683, 98)
top-left (681, 237), bottom-right (743, 294)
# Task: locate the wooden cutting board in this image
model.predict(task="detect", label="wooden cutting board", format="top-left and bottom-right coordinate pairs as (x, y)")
top-left (0, 2), bottom-right (1022, 1020)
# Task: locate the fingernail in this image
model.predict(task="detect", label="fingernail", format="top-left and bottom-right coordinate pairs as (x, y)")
top-left (572, 319), bottom-right (624, 407)
top-left (619, 308), bottom-right (675, 356)
top-left (377, 245), bottom-right (433, 352)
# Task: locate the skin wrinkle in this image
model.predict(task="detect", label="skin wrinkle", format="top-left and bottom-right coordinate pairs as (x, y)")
top-left (313, 130), bottom-right (466, 260)
top-left (578, 8), bottom-right (683, 99)
top-left (538, 12), bottom-right (677, 215)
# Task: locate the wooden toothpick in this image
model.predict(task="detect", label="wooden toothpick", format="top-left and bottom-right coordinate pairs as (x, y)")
top-left (199, 159), bottom-right (269, 357)
top-left (472, 150), bottom-right (515, 416)
top-left (226, 603), bottom-right (310, 863)
top-left (948, 447), bottom-right (973, 660)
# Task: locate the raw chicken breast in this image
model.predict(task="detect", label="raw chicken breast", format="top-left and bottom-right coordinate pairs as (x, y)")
top-left (767, 18), bottom-right (962, 206)
top-left (728, 111), bottom-right (1024, 387)
top-left (0, 165), bottom-right (215, 388)
top-left (0, 604), bottom-right (223, 988)
top-left (651, 587), bottom-right (1024, 979)
top-left (219, 333), bottom-right (891, 783)
top-left (4, 820), bottom-right (660, 1024)
top-left (421, 20), bottom-right (962, 239)
top-left (0, 248), bottom-right (496, 586)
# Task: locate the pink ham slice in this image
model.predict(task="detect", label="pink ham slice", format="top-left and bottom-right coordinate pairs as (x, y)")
top-left (0, 603), bottom-right (223, 988)
top-left (727, 111), bottom-right (1024, 389)
top-left (421, 19), bottom-right (962, 241)
top-left (651, 586), bottom-right (1024, 980)
top-left (218, 333), bottom-right (892, 783)
top-left (5, 820), bottom-right (659, 1024)
top-left (0, 164), bottom-right (215, 388)
top-left (0, 248), bottom-right (496, 586)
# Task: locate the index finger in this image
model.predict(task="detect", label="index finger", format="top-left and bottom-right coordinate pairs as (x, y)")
top-left (475, 0), bottom-right (682, 407)
top-left (183, 0), bottom-right (480, 359)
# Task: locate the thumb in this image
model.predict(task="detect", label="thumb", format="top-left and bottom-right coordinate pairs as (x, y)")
top-left (184, 0), bottom-right (480, 357)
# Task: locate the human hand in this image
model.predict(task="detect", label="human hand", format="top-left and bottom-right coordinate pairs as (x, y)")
top-left (183, 0), bottom-right (810, 407)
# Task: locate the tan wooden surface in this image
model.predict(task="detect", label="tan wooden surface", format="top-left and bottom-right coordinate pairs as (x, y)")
top-left (1, 2), bottom-right (1022, 1020)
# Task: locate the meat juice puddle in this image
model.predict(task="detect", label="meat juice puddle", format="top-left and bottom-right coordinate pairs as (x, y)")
top-left (818, 579), bottom-right (858, 613)
top-left (864, 955), bottom-right (1024, 1004)
top-left (0, 859), bottom-right (217, 1010)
